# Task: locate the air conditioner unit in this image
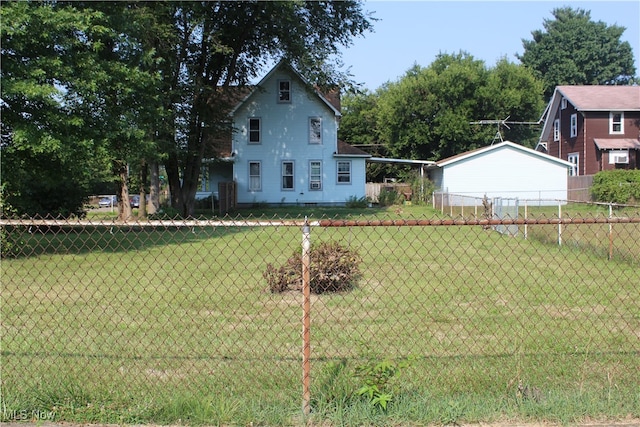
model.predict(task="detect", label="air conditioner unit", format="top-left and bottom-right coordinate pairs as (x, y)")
top-left (615, 154), bottom-right (629, 164)
top-left (609, 151), bottom-right (629, 164)
top-left (310, 182), bottom-right (321, 190)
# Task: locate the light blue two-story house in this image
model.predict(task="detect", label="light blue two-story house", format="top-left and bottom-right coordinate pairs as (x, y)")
top-left (206, 61), bottom-right (370, 208)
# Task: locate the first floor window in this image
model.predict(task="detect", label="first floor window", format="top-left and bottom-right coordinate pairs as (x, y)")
top-left (249, 118), bottom-right (261, 143)
top-left (553, 119), bottom-right (560, 141)
top-left (570, 114), bottom-right (577, 138)
top-left (309, 161), bottom-right (322, 190)
top-left (249, 161), bottom-right (261, 191)
top-left (337, 161), bottom-right (351, 184)
top-left (567, 153), bottom-right (579, 176)
top-left (282, 161), bottom-right (294, 190)
top-left (610, 112), bottom-right (623, 134)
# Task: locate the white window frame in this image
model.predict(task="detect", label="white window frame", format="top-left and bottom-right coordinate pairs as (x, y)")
top-left (282, 161), bottom-right (294, 191)
top-left (248, 161), bottom-right (261, 191)
top-left (609, 112), bottom-right (624, 134)
top-left (567, 152), bottom-right (579, 176)
top-left (309, 117), bottom-right (322, 144)
top-left (336, 160), bottom-right (351, 184)
top-left (309, 161), bottom-right (322, 191)
top-left (570, 113), bottom-right (577, 138)
top-left (248, 118), bottom-right (261, 144)
top-left (561, 97), bottom-right (567, 109)
top-left (278, 80), bottom-right (291, 103)
top-left (553, 119), bottom-right (560, 141)
top-left (609, 149), bottom-right (629, 164)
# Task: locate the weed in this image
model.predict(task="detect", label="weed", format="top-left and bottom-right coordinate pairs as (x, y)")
top-left (354, 356), bottom-right (412, 412)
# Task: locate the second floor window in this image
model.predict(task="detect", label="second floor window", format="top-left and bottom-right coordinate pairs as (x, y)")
top-left (570, 114), bottom-right (577, 138)
top-left (309, 117), bottom-right (322, 144)
top-left (278, 80), bottom-right (291, 103)
top-left (248, 118), bottom-right (261, 144)
top-left (553, 119), bottom-right (560, 141)
top-left (610, 112), bottom-right (623, 134)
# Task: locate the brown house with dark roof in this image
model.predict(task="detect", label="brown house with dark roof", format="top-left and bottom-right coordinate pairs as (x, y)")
top-left (536, 85), bottom-right (640, 176)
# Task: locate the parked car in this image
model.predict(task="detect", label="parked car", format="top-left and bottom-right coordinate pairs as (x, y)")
top-left (98, 196), bottom-right (117, 207)
top-left (130, 195), bottom-right (140, 208)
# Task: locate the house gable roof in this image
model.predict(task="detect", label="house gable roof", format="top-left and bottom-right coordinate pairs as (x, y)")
top-left (437, 141), bottom-right (573, 168)
top-left (556, 85), bottom-right (640, 111)
top-left (229, 60), bottom-right (341, 117)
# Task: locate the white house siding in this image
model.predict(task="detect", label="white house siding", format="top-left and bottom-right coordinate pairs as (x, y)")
top-left (432, 142), bottom-right (571, 206)
top-left (232, 67), bottom-right (364, 205)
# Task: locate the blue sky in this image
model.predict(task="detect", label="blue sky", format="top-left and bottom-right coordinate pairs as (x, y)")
top-left (340, 1), bottom-right (640, 90)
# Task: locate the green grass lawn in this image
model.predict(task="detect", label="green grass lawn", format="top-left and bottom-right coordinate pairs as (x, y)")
top-left (2, 204), bottom-right (639, 425)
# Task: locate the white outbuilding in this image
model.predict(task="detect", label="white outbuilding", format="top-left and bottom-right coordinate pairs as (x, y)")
top-left (428, 141), bottom-right (573, 206)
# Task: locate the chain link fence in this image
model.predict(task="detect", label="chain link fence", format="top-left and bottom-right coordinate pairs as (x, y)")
top-left (2, 210), bottom-right (639, 424)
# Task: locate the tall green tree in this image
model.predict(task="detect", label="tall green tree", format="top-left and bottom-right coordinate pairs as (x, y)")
top-left (518, 7), bottom-right (637, 99)
top-left (339, 53), bottom-right (544, 173)
top-left (1, 2), bottom-right (111, 217)
top-left (377, 53), bottom-right (544, 162)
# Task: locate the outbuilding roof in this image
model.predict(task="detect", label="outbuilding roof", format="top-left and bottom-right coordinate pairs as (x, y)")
top-left (436, 141), bottom-right (573, 168)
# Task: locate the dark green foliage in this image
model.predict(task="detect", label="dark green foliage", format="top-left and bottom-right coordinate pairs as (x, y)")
top-left (518, 7), bottom-right (637, 99)
top-left (340, 53), bottom-right (545, 168)
top-left (264, 241), bottom-right (361, 294)
top-left (591, 170), bottom-right (640, 204)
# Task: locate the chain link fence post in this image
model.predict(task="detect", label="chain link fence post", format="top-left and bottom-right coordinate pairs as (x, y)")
top-left (301, 217), bottom-right (311, 417)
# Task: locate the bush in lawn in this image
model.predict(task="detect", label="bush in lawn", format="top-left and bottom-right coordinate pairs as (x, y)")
top-left (377, 188), bottom-right (404, 206)
top-left (591, 170), bottom-right (640, 204)
top-left (264, 241), bottom-right (361, 294)
top-left (345, 195), bottom-right (370, 208)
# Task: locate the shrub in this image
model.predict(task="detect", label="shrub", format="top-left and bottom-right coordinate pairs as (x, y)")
top-left (377, 188), bottom-right (404, 206)
top-left (345, 195), bottom-right (370, 208)
top-left (264, 241), bottom-right (361, 294)
top-left (591, 170), bottom-right (640, 204)
top-left (406, 172), bottom-right (435, 205)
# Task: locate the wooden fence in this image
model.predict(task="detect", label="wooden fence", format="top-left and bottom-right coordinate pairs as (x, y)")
top-left (568, 175), bottom-right (594, 202)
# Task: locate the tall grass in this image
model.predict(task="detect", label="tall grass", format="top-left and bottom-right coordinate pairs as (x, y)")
top-left (2, 206), bottom-right (639, 425)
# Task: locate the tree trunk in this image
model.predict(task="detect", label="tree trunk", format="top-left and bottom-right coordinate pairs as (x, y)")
top-left (148, 160), bottom-right (160, 215)
top-left (115, 160), bottom-right (132, 221)
top-left (165, 151), bottom-right (183, 213)
top-left (139, 160), bottom-right (148, 218)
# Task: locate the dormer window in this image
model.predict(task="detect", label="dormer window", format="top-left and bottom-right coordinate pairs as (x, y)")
top-left (610, 112), bottom-right (623, 134)
top-left (278, 80), bottom-right (291, 103)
